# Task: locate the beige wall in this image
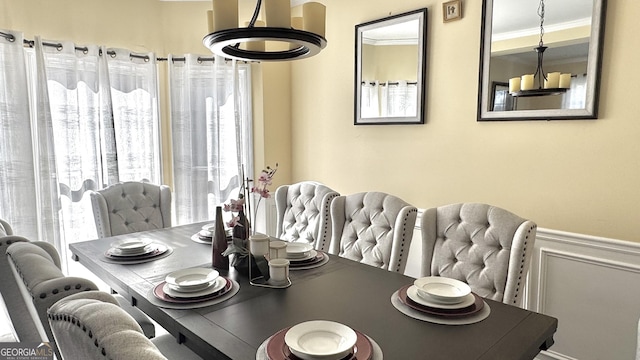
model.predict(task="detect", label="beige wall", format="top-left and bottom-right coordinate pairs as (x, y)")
top-left (291, 0), bottom-right (640, 242)
top-left (362, 44), bottom-right (418, 81)
top-left (2, 0), bottom-right (639, 242)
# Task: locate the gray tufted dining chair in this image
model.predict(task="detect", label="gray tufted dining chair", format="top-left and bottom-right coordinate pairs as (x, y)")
top-left (329, 192), bottom-right (418, 273)
top-left (0, 233), bottom-right (44, 342)
top-left (0, 219), bottom-right (13, 236)
top-left (636, 318), bottom-right (640, 360)
top-left (90, 181), bottom-right (172, 238)
top-left (7, 241), bottom-right (100, 358)
top-left (48, 291), bottom-right (202, 360)
top-left (275, 181), bottom-right (339, 252)
top-left (420, 203), bottom-right (537, 307)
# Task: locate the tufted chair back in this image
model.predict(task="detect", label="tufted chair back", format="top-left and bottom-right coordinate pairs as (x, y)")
top-left (0, 233), bottom-right (42, 342)
top-left (275, 181), bottom-right (339, 252)
top-left (329, 192), bottom-right (417, 273)
top-left (48, 291), bottom-right (169, 360)
top-left (7, 241), bottom-right (98, 358)
top-left (637, 318), bottom-right (640, 360)
top-left (90, 182), bottom-right (172, 238)
top-left (0, 219), bottom-right (13, 236)
top-left (420, 203), bottom-right (537, 307)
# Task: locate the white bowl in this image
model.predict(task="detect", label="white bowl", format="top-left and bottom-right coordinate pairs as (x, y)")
top-left (165, 268), bottom-right (219, 290)
top-left (110, 238), bottom-right (152, 251)
top-left (286, 243), bottom-right (313, 259)
top-left (413, 276), bottom-right (471, 304)
top-left (285, 320), bottom-right (357, 360)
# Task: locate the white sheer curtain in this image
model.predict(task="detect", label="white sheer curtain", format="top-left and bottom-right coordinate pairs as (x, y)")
top-left (0, 31), bottom-right (57, 243)
top-left (562, 74), bottom-right (588, 109)
top-left (381, 80), bottom-right (418, 117)
top-left (106, 49), bottom-right (161, 183)
top-left (360, 80), bottom-right (380, 118)
top-left (0, 30), bottom-right (162, 270)
top-left (169, 55), bottom-right (252, 225)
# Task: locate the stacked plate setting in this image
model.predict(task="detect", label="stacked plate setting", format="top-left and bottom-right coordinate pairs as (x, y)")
top-left (266, 320), bottom-right (373, 360)
top-left (154, 268), bottom-right (231, 303)
top-left (105, 238), bottom-right (167, 260)
top-left (285, 243), bottom-right (324, 268)
top-left (192, 223), bottom-right (233, 244)
top-left (413, 277), bottom-right (471, 304)
top-left (397, 276), bottom-right (484, 318)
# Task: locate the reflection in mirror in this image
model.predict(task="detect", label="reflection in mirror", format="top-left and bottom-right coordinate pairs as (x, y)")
top-left (478, 0), bottom-right (606, 121)
top-left (355, 8), bottom-right (427, 125)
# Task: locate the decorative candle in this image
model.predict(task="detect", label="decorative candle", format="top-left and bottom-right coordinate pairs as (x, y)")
top-left (212, 0), bottom-right (238, 31)
top-left (269, 240), bottom-right (287, 260)
top-left (303, 2), bottom-right (326, 37)
top-left (291, 16), bottom-right (304, 30)
top-left (249, 233), bottom-right (270, 257)
top-left (559, 73), bottom-right (572, 88)
top-left (544, 72), bottom-right (560, 89)
top-left (207, 10), bottom-right (214, 33)
top-left (243, 20), bottom-right (265, 52)
top-left (509, 77), bottom-right (521, 93)
top-left (268, 258), bottom-right (290, 284)
top-left (521, 74), bottom-right (534, 91)
top-left (265, 0), bottom-right (291, 28)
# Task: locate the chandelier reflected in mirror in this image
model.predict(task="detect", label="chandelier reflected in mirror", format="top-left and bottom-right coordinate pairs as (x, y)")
top-left (203, 0), bottom-right (327, 62)
top-left (508, 0), bottom-right (571, 97)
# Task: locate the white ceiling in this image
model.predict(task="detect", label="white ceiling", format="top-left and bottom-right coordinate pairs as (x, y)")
top-left (492, 0), bottom-right (593, 38)
top-left (492, 0), bottom-right (594, 66)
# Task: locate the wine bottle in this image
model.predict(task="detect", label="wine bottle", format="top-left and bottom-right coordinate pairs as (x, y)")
top-left (212, 206), bottom-right (229, 270)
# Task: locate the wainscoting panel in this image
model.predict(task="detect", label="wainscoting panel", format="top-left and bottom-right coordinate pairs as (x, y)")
top-left (529, 229), bottom-right (640, 360)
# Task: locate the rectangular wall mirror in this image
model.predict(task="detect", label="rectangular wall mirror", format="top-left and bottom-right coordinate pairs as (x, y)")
top-left (355, 8), bottom-right (428, 125)
top-left (477, 0), bottom-right (607, 121)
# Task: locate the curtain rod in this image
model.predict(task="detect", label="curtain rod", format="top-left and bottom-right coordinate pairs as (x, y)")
top-left (1, 31), bottom-right (226, 63)
top-left (362, 81), bottom-right (418, 86)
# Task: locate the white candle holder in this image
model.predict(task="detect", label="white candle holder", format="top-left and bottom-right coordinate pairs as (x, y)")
top-left (248, 234), bottom-right (291, 289)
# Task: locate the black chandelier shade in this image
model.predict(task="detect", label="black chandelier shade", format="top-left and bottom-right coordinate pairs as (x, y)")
top-left (203, 27), bottom-right (326, 62)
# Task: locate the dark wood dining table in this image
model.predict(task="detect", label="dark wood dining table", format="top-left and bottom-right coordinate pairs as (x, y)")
top-left (69, 222), bottom-right (557, 360)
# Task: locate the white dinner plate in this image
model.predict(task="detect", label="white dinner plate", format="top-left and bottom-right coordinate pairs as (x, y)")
top-left (165, 268), bottom-right (219, 289)
top-left (201, 223), bottom-right (233, 236)
top-left (406, 285), bottom-right (475, 309)
top-left (284, 320), bottom-right (357, 360)
top-left (110, 238), bottom-right (152, 253)
top-left (167, 281), bottom-right (212, 293)
top-left (201, 223), bottom-right (216, 231)
top-left (288, 250), bottom-right (318, 262)
top-left (286, 243), bottom-right (314, 258)
top-left (107, 244), bottom-right (156, 257)
top-left (413, 276), bottom-right (471, 304)
top-left (162, 277), bottom-right (226, 299)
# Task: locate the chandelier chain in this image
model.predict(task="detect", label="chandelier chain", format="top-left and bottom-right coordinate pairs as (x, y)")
top-left (538, 0), bottom-right (545, 47)
top-left (248, 0), bottom-right (262, 28)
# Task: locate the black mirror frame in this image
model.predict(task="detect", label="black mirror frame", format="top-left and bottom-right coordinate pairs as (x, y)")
top-left (477, 0), bottom-right (607, 121)
top-left (354, 8), bottom-right (428, 125)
